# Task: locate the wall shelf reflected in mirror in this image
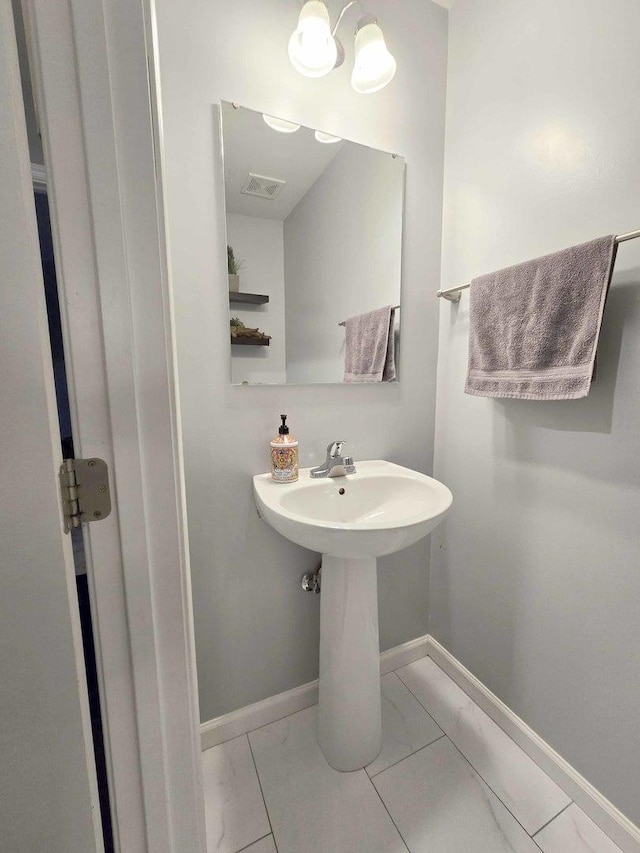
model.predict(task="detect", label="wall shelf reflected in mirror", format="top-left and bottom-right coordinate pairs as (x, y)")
top-left (231, 336), bottom-right (270, 346)
top-left (229, 292), bottom-right (270, 304)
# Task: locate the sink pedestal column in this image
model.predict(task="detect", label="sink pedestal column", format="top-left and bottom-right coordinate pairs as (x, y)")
top-left (318, 555), bottom-right (382, 771)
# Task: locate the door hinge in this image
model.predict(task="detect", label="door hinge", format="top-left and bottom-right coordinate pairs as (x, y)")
top-left (59, 457), bottom-right (111, 534)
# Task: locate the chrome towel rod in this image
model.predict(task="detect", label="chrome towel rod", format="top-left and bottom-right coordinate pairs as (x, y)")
top-left (338, 305), bottom-right (400, 326)
top-left (436, 229), bottom-right (640, 302)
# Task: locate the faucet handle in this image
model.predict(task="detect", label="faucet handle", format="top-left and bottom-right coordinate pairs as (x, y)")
top-left (327, 441), bottom-right (345, 458)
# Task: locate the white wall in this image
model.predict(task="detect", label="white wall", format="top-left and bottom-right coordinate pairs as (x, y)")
top-left (432, 0), bottom-right (640, 826)
top-left (155, 0), bottom-right (448, 721)
top-left (284, 143), bottom-right (403, 383)
top-left (227, 213), bottom-right (286, 384)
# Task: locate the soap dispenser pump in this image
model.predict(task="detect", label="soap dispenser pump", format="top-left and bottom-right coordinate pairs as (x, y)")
top-left (270, 414), bottom-right (299, 483)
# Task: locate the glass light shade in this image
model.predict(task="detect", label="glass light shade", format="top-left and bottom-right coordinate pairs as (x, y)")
top-left (351, 22), bottom-right (397, 94)
top-left (262, 114), bottom-right (301, 133)
top-left (288, 1), bottom-right (338, 78)
top-left (314, 130), bottom-right (342, 144)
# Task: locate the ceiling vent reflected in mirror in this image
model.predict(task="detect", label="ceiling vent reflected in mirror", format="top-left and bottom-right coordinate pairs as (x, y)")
top-left (241, 173), bottom-right (286, 200)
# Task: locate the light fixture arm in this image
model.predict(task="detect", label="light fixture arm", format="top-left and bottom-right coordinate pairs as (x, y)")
top-left (331, 0), bottom-right (366, 36)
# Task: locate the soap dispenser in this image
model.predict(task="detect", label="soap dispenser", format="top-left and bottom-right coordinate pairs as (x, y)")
top-left (270, 414), bottom-right (299, 483)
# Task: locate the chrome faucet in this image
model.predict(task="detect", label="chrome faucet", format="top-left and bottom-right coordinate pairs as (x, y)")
top-left (310, 441), bottom-right (356, 478)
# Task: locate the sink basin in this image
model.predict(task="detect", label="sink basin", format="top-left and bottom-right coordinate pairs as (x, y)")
top-left (253, 460), bottom-right (452, 559)
top-left (253, 459), bottom-right (453, 772)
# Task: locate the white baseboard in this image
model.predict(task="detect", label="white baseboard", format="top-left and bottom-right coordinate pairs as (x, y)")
top-left (200, 679), bottom-right (320, 752)
top-left (200, 634), bottom-right (430, 751)
top-left (379, 634), bottom-right (432, 675)
top-left (426, 637), bottom-right (640, 853)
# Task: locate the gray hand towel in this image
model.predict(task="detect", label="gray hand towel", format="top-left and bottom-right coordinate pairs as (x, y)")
top-left (465, 236), bottom-right (618, 400)
top-left (344, 306), bottom-right (397, 383)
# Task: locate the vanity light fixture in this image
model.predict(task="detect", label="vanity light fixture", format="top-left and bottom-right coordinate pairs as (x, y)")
top-left (288, 1), bottom-right (396, 94)
top-left (315, 130), bottom-right (343, 143)
top-left (351, 15), bottom-right (397, 94)
top-left (288, 0), bottom-right (338, 78)
top-left (262, 114), bottom-right (301, 133)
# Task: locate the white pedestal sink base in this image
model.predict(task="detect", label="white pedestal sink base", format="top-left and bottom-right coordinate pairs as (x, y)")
top-left (318, 555), bottom-right (382, 771)
top-left (253, 461), bottom-right (453, 772)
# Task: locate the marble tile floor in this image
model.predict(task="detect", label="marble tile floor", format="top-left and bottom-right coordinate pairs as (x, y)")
top-left (202, 658), bottom-right (624, 853)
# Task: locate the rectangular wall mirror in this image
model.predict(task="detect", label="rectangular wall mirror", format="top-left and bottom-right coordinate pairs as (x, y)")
top-left (220, 101), bottom-right (405, 385)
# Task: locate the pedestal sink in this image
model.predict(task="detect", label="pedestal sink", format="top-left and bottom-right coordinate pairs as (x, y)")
top-left (253, 460), bottom-right (452, 771)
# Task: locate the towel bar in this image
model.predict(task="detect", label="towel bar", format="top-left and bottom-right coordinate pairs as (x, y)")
top-left (338, 305), bottom-right (400, 326)
top-left (436, 229), bottom-right (640, 302)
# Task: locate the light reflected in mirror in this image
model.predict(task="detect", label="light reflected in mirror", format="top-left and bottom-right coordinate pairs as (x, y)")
top-left (221, 102), bottom-right (404, 385)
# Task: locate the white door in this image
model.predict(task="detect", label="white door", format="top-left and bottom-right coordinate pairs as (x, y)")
top-left (7, 0), bottom-right (207, 850)
top-left (0, 2), bottom-right (102, 850)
